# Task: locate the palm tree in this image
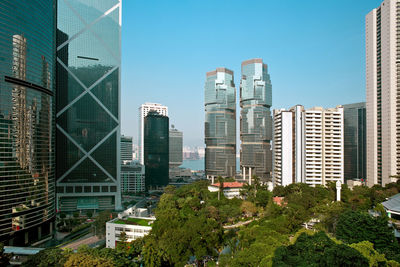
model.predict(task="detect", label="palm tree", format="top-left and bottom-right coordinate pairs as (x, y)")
top-left (218, 176), bottom-right (223, 201)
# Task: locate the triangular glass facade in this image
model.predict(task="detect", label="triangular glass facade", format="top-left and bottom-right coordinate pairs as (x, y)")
top-left (56, 0), bottom-right (121, 211)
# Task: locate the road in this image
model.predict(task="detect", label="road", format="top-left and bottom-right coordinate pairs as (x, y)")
top-left (223, 218), bottom-right (255, 229)
top-left (60, 233), bottom-right (102, 250)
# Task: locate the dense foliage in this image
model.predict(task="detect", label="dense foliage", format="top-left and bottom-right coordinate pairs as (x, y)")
top-left (23, 179), bottom-right (400, 266)
top-left (336, 210), bottom-right (400, 262)
top-left (273, 231), bottom-right (369, 267)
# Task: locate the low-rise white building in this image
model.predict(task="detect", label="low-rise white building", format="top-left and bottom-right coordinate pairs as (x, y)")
top-left (106, 216), bottom-right (155, 248)
top-left (208, 182), bottom-right (244, 199)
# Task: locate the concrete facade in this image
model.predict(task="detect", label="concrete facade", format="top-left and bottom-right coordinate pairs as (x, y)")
top-left (366, 0), bottom-right (400, 186)
top-left (273, 105), bottom-right (344, 187)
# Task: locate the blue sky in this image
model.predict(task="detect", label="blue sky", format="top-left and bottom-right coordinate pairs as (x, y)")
top-left (121, 0), bottom-right (381, 147)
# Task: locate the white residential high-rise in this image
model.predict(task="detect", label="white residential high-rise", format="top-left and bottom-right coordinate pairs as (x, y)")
top-left (366, 0), bottom-right (400, 186)
top-left (273, 105), bottom-right (344, 187)
top-left (138, 103), bottom-right (168, 164)
top-left (273, 105), bottom-right (304, 186)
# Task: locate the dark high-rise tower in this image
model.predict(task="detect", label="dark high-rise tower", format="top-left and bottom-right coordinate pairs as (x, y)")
top-left (343, 103), bottom-right (366, 182)
top-left (0, 0), bottom-right (56, 245)
top-left (204, 68), bottom-right (236, 178)
top-left (56, 0), bottom-right (122, 211)
top-left (240, 59), bottom-right (272, 181)
top-left (144, 111), bottom-right (169, 189)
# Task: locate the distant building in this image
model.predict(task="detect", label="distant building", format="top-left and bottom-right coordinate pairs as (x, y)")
top-left (197, 147), bottom-right (205, 158)
top-left (366, 0), bottom-right (400, 186)
top-left (138, 103), bottom-right (168, 164)
top-left (343, 103), bottom-right (366, 182)
top-left (208, 182), bottom-right (244, 199)
top-left (272, 197), bottom-right (287, 207)
top-left (273, 105), bottom-right (344, 187)
top-left (121, 162), bottom-right (145, 193)
top-left (183, 146), bottom-right (204, 160)
top-left (204, 68), bottom-right (236, 178)
top-left (169, 126), bottom-right (183, 168)
top-left (169, 167), bottom-right (192, 182)
top-left (106, 216), bottom-right (154, 248)
top-left (121, 135), bottom-right (133, 163)
top-left (240, 58), bottom-right (273, 181)
top-left (144, 111), bottom-right (169, 189)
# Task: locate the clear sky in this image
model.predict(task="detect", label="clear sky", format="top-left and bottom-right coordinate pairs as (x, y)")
top-left (121, 0), bottom-right (381, 147)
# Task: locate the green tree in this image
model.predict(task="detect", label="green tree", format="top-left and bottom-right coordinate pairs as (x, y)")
top-left (93, 210), bottom-right (112, 237)
top-left (64, 252), bottom-right (114, 267)
top-left (350, 241), bottom-right (395, 267)
top-left (22, 248), bottom-right (70, 267)
top-left (336, 210), bottom-right (400, 262)
top-left (241, 201), bottom-right (257, 217)
top-left (86, 211), bottom-right (93, 218)
top-left (272, 231), bottom-right (368, 267)
top-left (142, 182), bottom-right (224, 266)
top-left (218, 176), bottom-right (224, 201)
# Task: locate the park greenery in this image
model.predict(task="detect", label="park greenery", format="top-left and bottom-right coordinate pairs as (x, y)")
top-left (19, 178), bottom-right (400, 266)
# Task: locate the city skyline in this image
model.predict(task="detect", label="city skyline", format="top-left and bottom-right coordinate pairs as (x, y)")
top-left (121, 0), bottom-right (382, 147)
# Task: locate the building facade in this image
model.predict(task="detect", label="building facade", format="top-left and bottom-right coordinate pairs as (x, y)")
top-left (121, 162), bottom-right (144, 193)
top-left (121, 135), bottom-right (133, 163)
top-left (0, 0), bottom-right (56, 245)
top-left (169, 126), bottom-right (183, 168)
top-left (240, 59), bottom-right (272, 181)
top-left (144, 111), bottom-right (169, 189)
top-left (106, 216), bottom-right (154, 249)
top-left (343, 103), bottom-right (366, 182)
top-left (208, 182), bottom-right (244, 199)
top-left (56, 0), bottom-right (122, 211)
top-left (272, 105), bottom-right (304, 186)
top-left (204, 68), bottom-right (236, 178)
top-left (273, 105), bottom-right (344, 187)
top-left (366, 0), bottom-right (400, 186)
top-left (138, 103), bottom-right (168, 165)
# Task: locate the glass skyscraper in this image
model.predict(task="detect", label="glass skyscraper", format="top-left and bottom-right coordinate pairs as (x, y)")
top-left (56, 0), bottom-right (122, 211)
top-left (204, 68), bottom-right (236, 178)
top-left (0, 0), bottom-right (56, 245)
top-left (240, 59), bottom-right (272, 181)
top-left (169, 126), bottom-right (183, 168)
top-left (144, 112), bottom-right (169, 189)
top-left (121, 135), bottom-right (133, 163)
top-left (343, 102), bottom-right (366, 182)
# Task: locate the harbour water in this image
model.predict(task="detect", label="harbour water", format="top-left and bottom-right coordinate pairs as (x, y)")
top-left (181, 158), bottom-right (241, 172)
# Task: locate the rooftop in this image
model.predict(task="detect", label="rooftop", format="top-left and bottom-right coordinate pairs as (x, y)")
top-left (210, 182), bottom-right (244, 188)
top-left (4, 246), bottom-right (44, 255)
top-left (113, 217), bottom-right (154, 227)
top-left (382, 193), bottom-right (400, 212)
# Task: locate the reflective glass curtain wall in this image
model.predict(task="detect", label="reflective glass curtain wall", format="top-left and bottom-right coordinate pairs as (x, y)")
top-left (343, 102), bottom-right (366, 181)
top-left (204, 68), bottom-right (236, 178)
top-left (0, 0), bottom-right (56, 245)
top-left (56, 0), bottom-right (122, 211)
top-left (240, 59), bottom-right (272, 180)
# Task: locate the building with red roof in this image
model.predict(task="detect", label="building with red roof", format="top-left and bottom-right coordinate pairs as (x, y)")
top-left (208, 182), bottom-right (244, 199)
